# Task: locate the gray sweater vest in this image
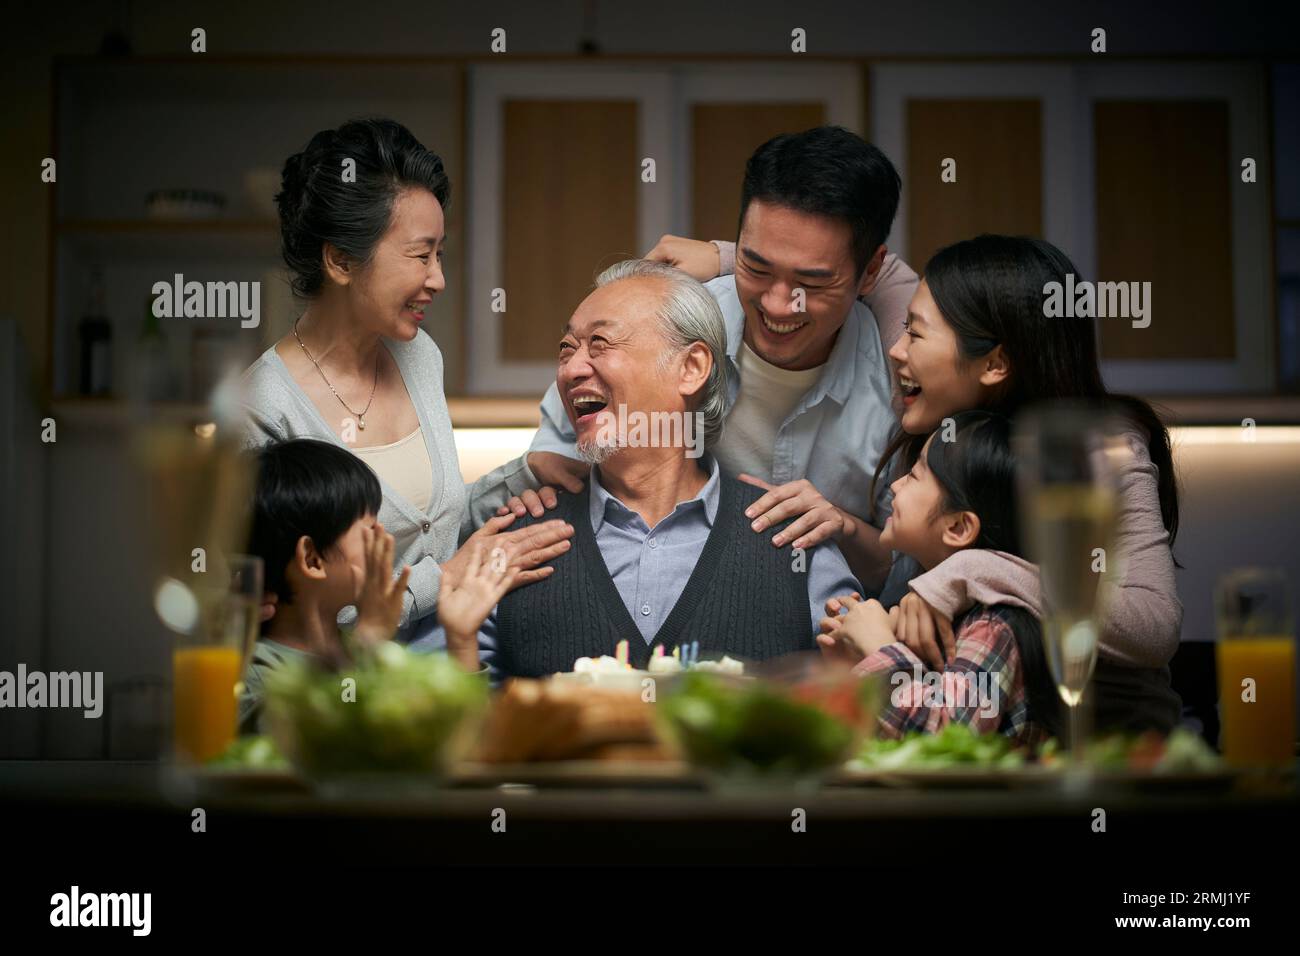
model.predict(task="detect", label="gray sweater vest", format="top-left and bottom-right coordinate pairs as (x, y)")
top-left (495, 475), bottom-right (814, 678)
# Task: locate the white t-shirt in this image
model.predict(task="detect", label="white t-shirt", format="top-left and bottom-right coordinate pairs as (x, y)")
top-left (714, 341), bottom-right (824, 481)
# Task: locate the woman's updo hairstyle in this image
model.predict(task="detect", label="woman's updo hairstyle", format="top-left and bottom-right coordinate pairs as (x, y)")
top-left (276, 118), bottom-right (450, 298)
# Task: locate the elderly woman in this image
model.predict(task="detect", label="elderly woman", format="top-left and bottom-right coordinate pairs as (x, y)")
top-left (240, 118), bottom-right (578, 638)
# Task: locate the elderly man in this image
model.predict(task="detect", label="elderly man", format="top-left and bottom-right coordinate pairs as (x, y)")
top-left (461, 259), bottom-right (862, 680)
top-left (526, 128), bottom-right (917, 602)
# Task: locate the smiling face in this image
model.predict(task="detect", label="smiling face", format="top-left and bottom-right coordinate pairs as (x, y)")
top-left (557, 277), bottom-right (701, 464)
top-left (879, 437), bottom-right (968, 571)
top-left (733, 200), bottom-right (869, 371)
top-left (881, 433), bottom-right (986, 570)
top-left (889, 279), bottom-right (1005, 434)
top-left (339, 187), bottom-right (446, 341)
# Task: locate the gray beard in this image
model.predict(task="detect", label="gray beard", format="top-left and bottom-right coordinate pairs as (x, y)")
top-left (575, 438), bottom-right (620, 466)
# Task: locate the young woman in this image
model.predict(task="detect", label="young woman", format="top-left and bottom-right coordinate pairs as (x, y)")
top-left (862, 234), bottom-right (1182, 732)
top-left (240, 119), bottom-right (579, 639)
top-left (819, 411), bottom-right (1061, 744)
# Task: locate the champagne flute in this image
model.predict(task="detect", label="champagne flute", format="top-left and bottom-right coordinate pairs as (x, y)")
top-left (1015, 403), bottom-right (1128, 762)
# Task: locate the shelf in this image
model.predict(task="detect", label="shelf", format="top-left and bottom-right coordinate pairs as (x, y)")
top-left (1149, 394), bottom-right (1300, 425)
top-left (48, 395), bottom-right (1299, 430)
top-left (445, 397), bottom-right (542, 427)
top-left (50, 396), bottom-right (544, 430)
top-left (57, 219), bottom-right (280, 261)
top-left (49, 398), bottom-right (214, 430)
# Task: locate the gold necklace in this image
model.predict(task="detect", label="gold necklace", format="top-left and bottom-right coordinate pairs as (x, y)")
top-left (292, 317), bottom-right (380, 431)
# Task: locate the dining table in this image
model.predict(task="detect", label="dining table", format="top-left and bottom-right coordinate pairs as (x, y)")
top-left (3, 759), bottom-right (1295, 866)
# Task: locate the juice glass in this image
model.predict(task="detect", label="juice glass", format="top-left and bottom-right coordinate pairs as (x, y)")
top-left (1215, 568), bottom-right (1295, 768)
top-left (172, 554), bottom-right (262, 764)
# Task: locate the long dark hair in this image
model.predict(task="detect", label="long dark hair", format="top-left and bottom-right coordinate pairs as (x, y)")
top-left (924, 410), bottom-right (1062, 736)
top-left (869, 235), bottom-right (1180, 560)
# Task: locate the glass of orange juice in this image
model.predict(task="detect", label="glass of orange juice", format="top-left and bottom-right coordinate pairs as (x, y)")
top-left (1215, 568), bottom-right (1295, 769)
top-left (172, 555), bottom-right (263, 764)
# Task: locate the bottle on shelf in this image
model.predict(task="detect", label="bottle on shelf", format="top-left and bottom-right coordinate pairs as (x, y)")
top-left (133, 293), bottom-right (177, 402)
top-left (78, 267), bottom-right (113, 396)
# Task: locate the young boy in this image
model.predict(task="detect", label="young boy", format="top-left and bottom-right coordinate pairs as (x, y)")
top-left (239, 439), bottom-right (512, 732)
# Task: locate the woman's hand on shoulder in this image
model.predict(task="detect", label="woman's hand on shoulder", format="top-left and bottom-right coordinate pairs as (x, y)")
top-left (496, 486), bottom-right (560, 519)
top-left (497, 452), bottom-right (587, 517)
top-left (526, 452), bottom-right (586, 492)
top-left (643, 234), bottom-right (721, 281)
top-left (446, 512), bottom-right (575, 592)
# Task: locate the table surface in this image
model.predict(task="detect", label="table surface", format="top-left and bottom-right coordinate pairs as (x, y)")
top-left (4, 760), bottom-right (1296, 866)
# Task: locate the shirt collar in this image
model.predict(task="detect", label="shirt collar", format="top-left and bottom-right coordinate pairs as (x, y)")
top-left (719, 276), bottom-right (869, 410)
top-left (803, 303), bottom-right (864, 408)
top-left (588, 455), bottom-right (721, 534)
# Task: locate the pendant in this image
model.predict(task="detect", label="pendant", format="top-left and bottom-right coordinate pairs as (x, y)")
top-left (358, 416), bottom-right (366, 430)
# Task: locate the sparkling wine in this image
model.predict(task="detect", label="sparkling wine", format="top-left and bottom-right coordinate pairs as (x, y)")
top-left (1030, 484), bottom-right (1117, 705)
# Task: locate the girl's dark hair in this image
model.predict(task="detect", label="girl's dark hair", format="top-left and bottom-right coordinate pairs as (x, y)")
top-left (276, 117), bottom-right (450, 298)
top-left (869, 234), bottom-right (1180, 561)
top-left (248, 439), bottom-right (382, 622)
top-left (925, 410), bottom-right (1062, 736)
top-left (923, 410), bottom-right (1021, 555)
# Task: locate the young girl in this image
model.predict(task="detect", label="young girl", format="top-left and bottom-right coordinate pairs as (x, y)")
top-left (819, 411), bottom-right (1061, 744)
top-left (872, 235), bottom-right (1182, 733)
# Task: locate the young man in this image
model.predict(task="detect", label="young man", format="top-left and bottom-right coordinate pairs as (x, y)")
top-left (525, 126), bottom-right (917, 594)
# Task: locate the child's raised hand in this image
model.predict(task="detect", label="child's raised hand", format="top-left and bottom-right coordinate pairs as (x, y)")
top-left (353, 522), bottom-right (410, 647)
top-left (439, 542), bottom-right (517, 641)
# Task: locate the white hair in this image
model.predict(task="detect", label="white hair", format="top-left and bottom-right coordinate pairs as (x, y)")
top-left (592, 259), bottom-right (729, 451)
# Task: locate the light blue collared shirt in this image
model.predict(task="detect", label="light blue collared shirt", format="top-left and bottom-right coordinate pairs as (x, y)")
top-left (530, 276), bottom-right (899, 548)
top-left (413, 456), bottom-right (862, 681)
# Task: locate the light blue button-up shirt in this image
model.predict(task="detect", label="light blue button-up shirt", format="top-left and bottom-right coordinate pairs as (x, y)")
top-left (585, 456), bottom-right (860, 646)
top-left (530, 275), bottom-right (899, 537)
top-left (413, 456), bottom-right (862, 682)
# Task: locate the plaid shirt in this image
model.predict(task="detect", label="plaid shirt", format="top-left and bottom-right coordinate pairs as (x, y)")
top-left (852, 604), bottom-right (1048, 747)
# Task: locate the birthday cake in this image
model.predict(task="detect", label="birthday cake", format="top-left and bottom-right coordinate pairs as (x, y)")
top-left (552, 640), bottom-right (745, 688)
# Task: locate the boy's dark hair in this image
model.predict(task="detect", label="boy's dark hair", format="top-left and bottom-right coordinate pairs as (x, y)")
top-left (276, 117), bottom-right (450, 298)
top-left (248, 439), bottom-right (382, 616)
top-left (737, 125), bottom-right (902, 278)
top-left (924, 410), bottom-right (1062, 736)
